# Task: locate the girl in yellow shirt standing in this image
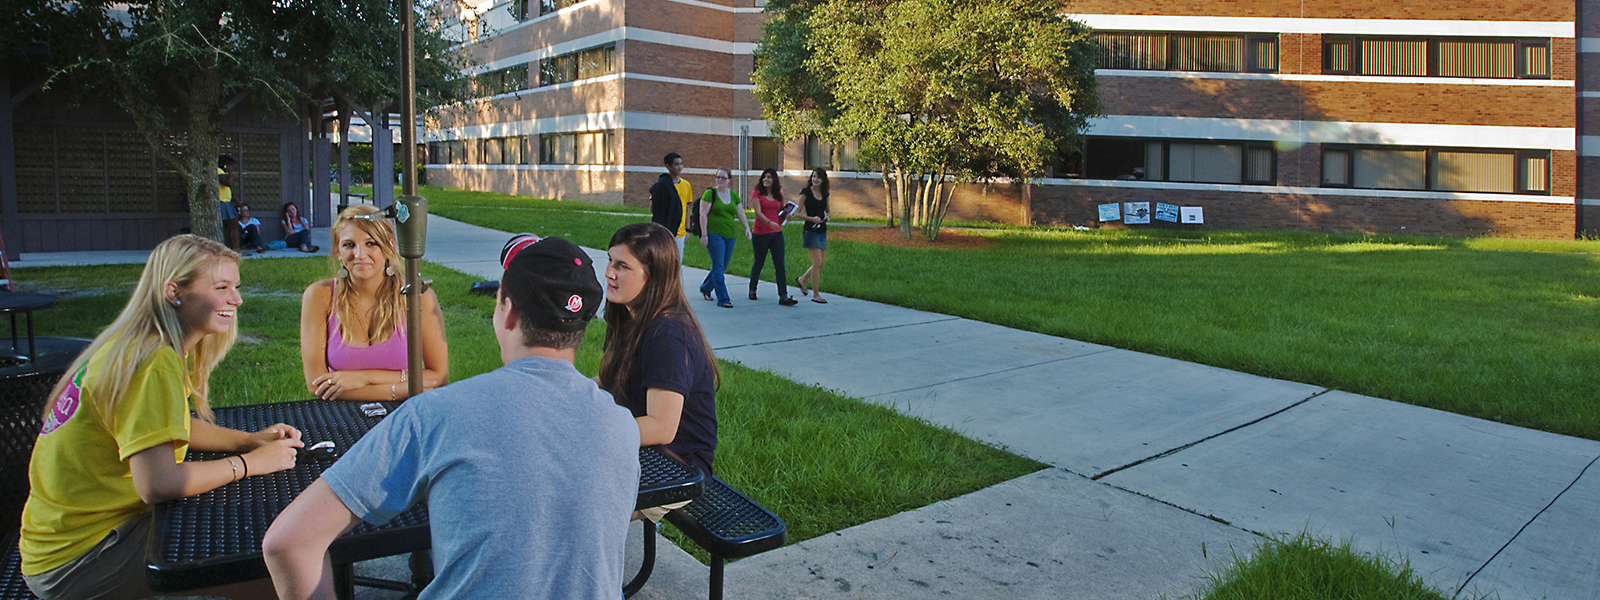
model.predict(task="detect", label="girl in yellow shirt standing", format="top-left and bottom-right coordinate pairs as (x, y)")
top-left (20, 234), bottom-right (302, 599)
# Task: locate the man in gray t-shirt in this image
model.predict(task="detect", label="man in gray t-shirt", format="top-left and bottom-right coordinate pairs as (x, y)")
top-left (264, 236), bottom-right (638, 599)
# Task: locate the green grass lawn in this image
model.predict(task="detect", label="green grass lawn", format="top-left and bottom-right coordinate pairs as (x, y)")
top-left (13, 257), bottom-right (1044, 555)
top-left (406, 185), bottom-right (1600, 442)
top-left (1182, 533), bottom-right (1484, 600)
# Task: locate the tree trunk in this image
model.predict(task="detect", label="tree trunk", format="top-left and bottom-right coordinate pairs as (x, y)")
top-left (183, 68), bottom-right (226, 242)
top-left (881, 166), bottom-right (895, 227)
top-left (897, 164), bottom-right (912, 240)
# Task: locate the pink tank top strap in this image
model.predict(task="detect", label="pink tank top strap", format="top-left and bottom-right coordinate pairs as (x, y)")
top-left (325, 282), bottom-right (409, 372)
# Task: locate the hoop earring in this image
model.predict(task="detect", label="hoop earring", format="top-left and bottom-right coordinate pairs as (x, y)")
top-left (385, 263), bottom-right (395, 277)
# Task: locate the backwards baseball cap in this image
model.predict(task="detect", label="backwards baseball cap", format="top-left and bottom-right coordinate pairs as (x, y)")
top-left (500, 235), bottom-right (602, 333)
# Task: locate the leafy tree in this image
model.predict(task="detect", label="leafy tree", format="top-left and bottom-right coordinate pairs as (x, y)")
top-left (6, 0), bottom-right (466, 241)
top-left (754, 0), bottom-right (1101, 240)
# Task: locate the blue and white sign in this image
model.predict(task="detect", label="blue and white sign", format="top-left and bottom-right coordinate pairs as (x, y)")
top-left (1180, 206), bottom-right (1204, 224)
top-left (1154, 203), bottom-right (1179, 223)
top-left (1097, 203), bottom-right (1121, 221)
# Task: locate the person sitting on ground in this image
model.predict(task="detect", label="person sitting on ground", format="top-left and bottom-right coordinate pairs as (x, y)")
top-left (281, 202), bottom-right (319, 253)
top-left (599, 222), bottom-right (719, 521)
top-left (20, 234), bottom-right (302, 600)
top-left (299, 205), bottom-right (448, 401)
top-left (218, 156), bottom-right (240, 252)
top-left (263, 236), bottom-right (639, 600)
top-left (236, 204), bottom-right (267, 254)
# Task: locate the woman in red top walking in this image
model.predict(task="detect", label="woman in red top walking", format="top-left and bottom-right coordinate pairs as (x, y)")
top-left (747, 169), bottom-right (798, 306)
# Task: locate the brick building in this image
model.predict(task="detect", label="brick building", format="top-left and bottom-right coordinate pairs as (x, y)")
top-left (427, 0), bottom-right (1587, 239)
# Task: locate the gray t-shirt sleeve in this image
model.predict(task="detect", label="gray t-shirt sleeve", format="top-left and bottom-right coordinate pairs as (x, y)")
top-left (321, 404), bottom-right (427, 525)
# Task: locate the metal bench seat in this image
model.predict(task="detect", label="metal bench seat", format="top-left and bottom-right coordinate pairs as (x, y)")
top-left (1, 534), bottom-right (39, 600)
top-left (665, 476), bottom-right (786, 600)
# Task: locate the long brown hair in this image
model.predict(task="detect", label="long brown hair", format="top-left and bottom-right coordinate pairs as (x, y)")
top-left (597, 223), bottom-right (718, 404)
top-left (755, 168), bottom-right (783, 201)
top-left (330, 205), bottom-right (404, 344)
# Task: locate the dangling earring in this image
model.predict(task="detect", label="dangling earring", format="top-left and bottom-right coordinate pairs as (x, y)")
top-left (385, 263), bottom-right (396, 277)
top-left (338, 266), bottom-right (349, 279)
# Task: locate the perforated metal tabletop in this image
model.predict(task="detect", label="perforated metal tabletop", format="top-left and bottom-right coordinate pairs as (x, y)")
top-left (145, 399), bottom-right (703, 592)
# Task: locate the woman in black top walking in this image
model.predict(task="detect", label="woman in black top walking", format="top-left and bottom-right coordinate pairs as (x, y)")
top-left (796, 168), bottom-right (830, 303)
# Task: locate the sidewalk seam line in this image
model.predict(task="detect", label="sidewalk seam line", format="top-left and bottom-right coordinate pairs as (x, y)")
top-left (711, 316), bottom-right (963, 351)
top-left (866, 348), bottom-right (1120, 398)
top-left (1090, 388), bottom-right (1333, 481)
top-left (1455, 451), bottom-right (1600, 598)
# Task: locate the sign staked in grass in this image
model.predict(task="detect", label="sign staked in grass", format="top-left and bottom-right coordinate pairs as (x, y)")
top-left (417, 185), bottom-right (1600, 442)
top-left (13, 257), bottom-right (1044, 558)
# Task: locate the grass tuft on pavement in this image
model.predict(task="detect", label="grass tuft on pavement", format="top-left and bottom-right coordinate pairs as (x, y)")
top-left (1184, 532), bottom-right (1485, 600)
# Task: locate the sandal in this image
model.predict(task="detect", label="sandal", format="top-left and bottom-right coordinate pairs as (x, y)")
top-left (718, 302), bottom-right (734, 309)
top-left (796, 276), bottom-right (809, 296)
top-left (702, 291), bottom-right (713, 301)
top-left (811, 297), bottom-right (828, 304)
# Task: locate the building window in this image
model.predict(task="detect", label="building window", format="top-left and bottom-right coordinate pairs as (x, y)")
top-left (427, 141), bottom-right (468, 165)
top-left (511, 0), bottom-right (529, 20)
top-left (1085, 138), bottom-right (1275, 184)
top-left (475, 64), bottom-right (529, 97)
top-left (475, 137), bottom-right (523, 165)
top-left (1322, 146), bottom-right (1550, 194)
top-left (1324, 39), bottom-right (1352, 74)
top-left (1248, 35), bottom-right (1279, 72)
top-left (540, 131), bottom-right (613, 164)
top-left (751, 138), bottom-right (781, 171)
top-left (804, 136), bottom-right (863, 171)
top-left (1323, 36), bottom-right (1550, 79)
top-left (540, 44), bottom-right (616, 86)
top-left (1518, 40), bottom-right (1551, 78)
top-left (1518, 151), bottom-right (1550, 193)
top-left (539, 0), bottom-right (580, 15)
top-left (1097, 32), bottom-right (1278, 73)
top-left (1100, 33), bottom-right (1168, 70)
top-left (1437, 40), bottom-right (1514, 78)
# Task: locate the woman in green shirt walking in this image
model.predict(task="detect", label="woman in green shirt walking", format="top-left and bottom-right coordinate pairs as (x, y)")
top-left (698, 167), bottom-right (752, 308)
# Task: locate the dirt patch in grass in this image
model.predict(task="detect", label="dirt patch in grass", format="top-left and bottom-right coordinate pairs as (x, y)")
top-left (830, 226), bottom-right (994, 249)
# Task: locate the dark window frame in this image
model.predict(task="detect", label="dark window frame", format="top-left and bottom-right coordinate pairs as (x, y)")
top-left (539, 43), bottom-right (617, 87)
top-left (1085, 137), bottom-right (1277, 185)
top-left (1095, 31), bottom-right (1279, 74)
top-left (1320, 35), bottom-right (1551, 79)
top-left (1319, 144), bottom-right (1550, 195)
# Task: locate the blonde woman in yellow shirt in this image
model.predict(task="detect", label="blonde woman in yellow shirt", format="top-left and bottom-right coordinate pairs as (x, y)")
top-left (20, 234), bottom-right (302, 599)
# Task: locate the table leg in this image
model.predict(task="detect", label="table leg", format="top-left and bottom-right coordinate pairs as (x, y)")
top-left (24, 311), bottom-right (35, 361)
top-left (333, 563), bottom-right (354, 600)
top-left (8, 314), bottom-right (15, 356)
top-left (623, 520), bottom-right (656, 598)
top-left (409, 550), bottom-right (432, 593)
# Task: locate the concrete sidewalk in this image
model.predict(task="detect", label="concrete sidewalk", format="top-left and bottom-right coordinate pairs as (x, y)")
top-left (19, 215), bottom-right (1598, 599)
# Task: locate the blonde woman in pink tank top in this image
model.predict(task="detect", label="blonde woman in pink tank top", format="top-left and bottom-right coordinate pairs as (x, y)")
top-left (299, 205), bottom-right (449, 401)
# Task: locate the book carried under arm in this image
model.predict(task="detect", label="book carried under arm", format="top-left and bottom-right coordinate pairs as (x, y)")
top-left (777, 201), bottom-right (799, 226)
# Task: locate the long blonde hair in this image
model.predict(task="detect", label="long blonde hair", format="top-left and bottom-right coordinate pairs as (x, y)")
top-left (45, 235), bottom-right (240, 426)
top-left (330, 205), bottom-right (404, 344)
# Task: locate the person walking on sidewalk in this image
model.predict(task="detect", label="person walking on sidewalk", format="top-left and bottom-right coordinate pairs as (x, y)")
top-left (648, 153), bottom-right (692, 261)
top-left (697, 168), bottom-right (751, 308)
top-left (748, 168), bottom-right (797, 306)
top-left (796, 168), bottom-right (831, 304)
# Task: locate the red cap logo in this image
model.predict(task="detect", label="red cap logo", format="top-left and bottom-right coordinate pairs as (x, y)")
top-left (565, 295), bottom-right (583, 312)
